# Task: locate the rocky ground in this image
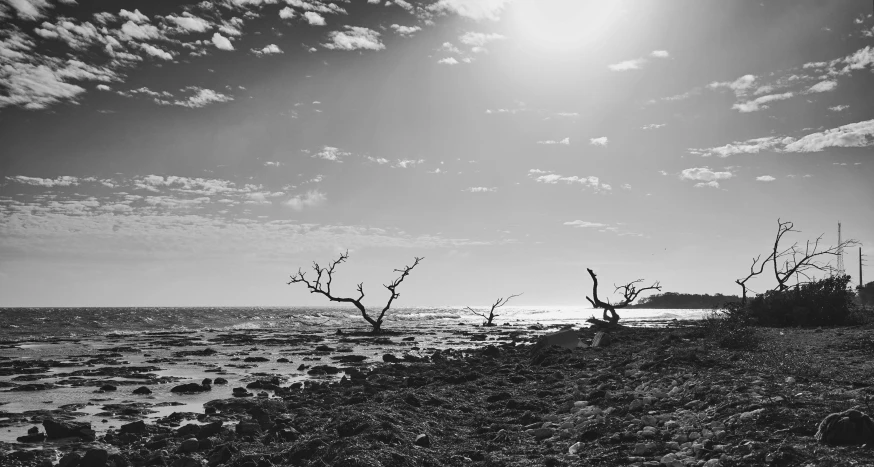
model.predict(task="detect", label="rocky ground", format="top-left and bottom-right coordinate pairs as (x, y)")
top-left (2, 322), bottom-right (874, 467)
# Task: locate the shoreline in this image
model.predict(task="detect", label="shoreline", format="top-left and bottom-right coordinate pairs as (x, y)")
top-left (3, 321), bottom-right (872, 466)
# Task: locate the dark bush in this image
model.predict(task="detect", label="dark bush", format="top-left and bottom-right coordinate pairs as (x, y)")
top-left (746, 275), bottom-right (857, 327)
top-left (701, 304), bottom-right (760, 350)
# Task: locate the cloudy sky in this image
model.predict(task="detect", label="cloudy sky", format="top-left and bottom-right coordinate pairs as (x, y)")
top-left (1, 0), bottom-right (872, 307)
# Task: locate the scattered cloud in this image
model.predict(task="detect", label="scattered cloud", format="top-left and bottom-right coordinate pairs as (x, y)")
top-left (694, 181), bottom-right (721, 189)
top-left (279, 7), bottom-right (295, 19)
top-left (465, 187), bottom-right (496, 192)
top-left (169, 87), bottom-right (233, 108)
top-left (680, 167), bottom-right (733, 184)
top-left (304, 11), bottom-right (326, 26)
top-left (6, 175), bottom-right (81, 187)
top-left (608, 58), bottom-right (646, 71)
top-left (438, 57), bottom-right (458, 65)
top-left (459, 31), bottom-right (505, 53)
top-left (390, 24), bottom-right (420, 36)
top-left (165, 13), bottom-right (212, 33)
top-left (563, 220), bottom-right (607, 228)
top-left (313, 146), bottom-right (350, 162)
top-left (537, 137), bottom-right (569, 145)
top-left (756, 175), bottom-right (776, 182)
top-left (829, 104), bottom-right (849, 112)
top-left (807, 80), bottom-right (837, 93)
top-left (650, 50), bottom-right (669, 58)
top-left (428, 0), bottom-right (510, 21)
top-left (283, 190), bottom-right (326, 210)
top-left (211, 32), bottom-right (234, 50)
top-left (589, 137), bottom-right (608, 146)
top-left (642, 123), bottom-right (666, 130)
top-left (393, 159), bottom-right (424, 168)
top-left (252, 44), bottom-right (283, 56)
top-left (322, 26), bottom-right (384, 51)
top-left (690, 119), bottom-right (874, 155)
top-left (731, 91), bottom-right (794, 113)
top-left (528, 170), bottom-right (612, 193)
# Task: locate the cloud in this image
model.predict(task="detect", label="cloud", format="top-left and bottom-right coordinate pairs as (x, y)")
top-left (119, 9), bottom-right (149, 24)
top-left (807, 80), bottom-right (837, 93)
top-left (563, 220), bottom-right (607, 228)
top-left (279, 7), bottom-right (295, 19)
top-left (393, 159), bottom-right (424, 168)
top-left (756, 175), bottom-right (776, 182)
top-left (650, 50), bottom-right (669, 58)
top-left (428, 0), bottom-right (510, 21)
top-left (642, 123), bottom-right (666, 130)
top-left (393, 0), bottom-right (414, 11)
top-left (390, 24), bottom-right (421, 36)
top-left (3, 0), bottom-right (54, 20)
top-left (211, 32), bottom-right (234, 50)
top-left (680, 167), bottom-right (733, 182)
top-left (731, 91), bottom-right (794, 113)
top-left (6, 175), bottom-right (81, 187)
top-left (694, 181), bottom-right (721, 189)
top-left (438, 57), bottom-right (458, 65)
top-left (313, 146), bottom-right (350, 162)
top-left (96, 84), bottom-right (110, 91)
top-left (589, 137), bottom-right (608, 146)
top-left (465, 187), bottom-right (496, 192)
top-left (322, 26), bottom-right (384, 51)
top-left (283, 190), bottom-right (326, 210)
top-left (537, 137), bottom-right (569, 145)
top-left (829, 104), bottom-right (849, 112)
top-left (709, 74), bottom-right (756, 93)
top-left (304, 11), bottom-right (326, 26)
top-left (140, 43), bottom-right (173, 60)
top-left (119, 21), bottom-right (162, 40)
top-left (170, 87), bottom-right (233, 108)
top-left (782, 119), bottom-right (874, 152)
top-left (608, 58), bottom-right (646, 71)
top-left (166, 13), bottom-right (212, 33)
top-left (458, 31), bottom-right (505, 52)
top-left (688, 136), bottom-right (792, 157)
top-left (366, 156), bottom-right (389, 164)
top-left (528, 170), bottom-right (611, 193)
top-left (252, 44), bottom-right (283, 56)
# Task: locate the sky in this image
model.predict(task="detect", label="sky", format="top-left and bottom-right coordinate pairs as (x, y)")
top-left (1, 0), bottom-right (873, 308)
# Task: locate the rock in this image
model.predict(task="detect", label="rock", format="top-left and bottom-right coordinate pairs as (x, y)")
top-left (207, 445), bottom-right (234, 467)
top-left (815, 409), bottom-right (874, 445)
top-left (100, 384), bottom-right (117, 391)
top-left (16, 433), bottom-right (45, 443)
top-left (232, 387), bottom-right (253, 397)
top-left (197, 421), bottom-right (224, 440)
top-left (133, 386), bottom-right (152, 395)
top-left (383, 354), bottom-right (401, 363)
top-left (235, 422), bottom-right (261, 435)
top-left (531, 428), bottom-right (553, 440)
top-left (27, 426), bottom-right (39, 435)
top-left (177, 424), bottom-right (201, 438)
top-left (108, 453), bottom-right (130, 467)
top-left (568, 441), bottom-right (582, 455)
top-left (414, 433), bottom-right (431, 447)
top-left (591, 331), bottom-right (610, 348)
top-left (404, 394), bottom-right (421, 407)
top-left (120, 420), bottom-right (146, 435)
top-left (80, 448), bottom-right (108, 467)
top-left (243, 356), bottom-right (269, 362)
top-left (533, 329), bottom-right (582, 350)
top-left (213, 378), bottom-right (228, 385)
top-left (58, 452), bottom-right (82, 467)
top-left (202, 378), bottom-right (212, 385)
top-left (171, 383), bottom-right (211, 393)
top-left (277, 358), bottom-right (290, 363)
top-left (172, 456), bottom-right (199, 467)
top-left (315, 345), bottom-right (335, 352)
top-left (178, 438), bottom-right (200, 453)
top-left (43, 419), bottom-right (95, 441)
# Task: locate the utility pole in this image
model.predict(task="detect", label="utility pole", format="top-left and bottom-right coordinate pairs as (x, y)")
top-left (836, 222), bottom-right (845, 277)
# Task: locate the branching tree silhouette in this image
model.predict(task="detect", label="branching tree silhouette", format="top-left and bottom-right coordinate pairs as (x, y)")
top-left (465, 293), bottom-right (523, 326)
top-left (736, 253), bottom-right (773, 305)
top-left (287, 251), bottom-right (423, 334)
top-left (585, 268), bottom-right (661, 327)
top-left (769, 219), bottom-right (857, 291)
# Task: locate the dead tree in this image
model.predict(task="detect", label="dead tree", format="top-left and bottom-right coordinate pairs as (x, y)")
top-left (287, 251), bottom-right (423, 334)
top-left (465, 293), bottom-right (523, 326)
top-left (770, 219), bottom-right (857, 291)
top-left (735, 253), bottom-right (773, 305)
top-left (585, 268), bottom-right (661, 327)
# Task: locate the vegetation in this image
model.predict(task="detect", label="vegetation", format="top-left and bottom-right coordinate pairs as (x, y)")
top-left (629, 292), bottom-right (740, 309)
top-left (464, 293), bottom-right (522, 326)
top-left (859, 281), bottom-right (874, 307)
top-left (288, 251), bottom-right (423, 334)
top-left (585, 268), bottom-right (661, 327)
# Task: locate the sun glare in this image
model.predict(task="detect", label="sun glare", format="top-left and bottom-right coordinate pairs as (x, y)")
top-left (509, 0), bottom-right (627, 52)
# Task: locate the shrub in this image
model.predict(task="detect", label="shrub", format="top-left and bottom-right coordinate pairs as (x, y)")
top-left (701, 306), bottom-right (761, 350)
top-left (746, 275), bottom-right (857, 327)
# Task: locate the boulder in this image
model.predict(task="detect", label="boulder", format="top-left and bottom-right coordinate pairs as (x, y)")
top-left (119, 420), bottom-right (146, 435)
top-left (133, 386), bottom-right (152, 395)
top-left (815, 409), bottom-right (874, 445)
top-left (43, 419), bottom-right (95, 441)
top-left (591, 331), bottom-right (611, 348)
top-left (533, 329), bottom-right (582, 350)
top-left (80, 448), bottom-right (108, 467)
top-left (58, 452), bottom-right (82, 467)
top-left (177, 438), bottom-right (200, 453)
top-left (16, 433), bottom-right (45, 443)
top-left (171, 383), bottom-right (211, 394)
top-left (414, 433), bottom-right (431, 447)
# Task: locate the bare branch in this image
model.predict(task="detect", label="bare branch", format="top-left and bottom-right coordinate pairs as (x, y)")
top-left (466, 292), bottom-right (523, 326)
top-left (586, 268), bottom-right (661, 326)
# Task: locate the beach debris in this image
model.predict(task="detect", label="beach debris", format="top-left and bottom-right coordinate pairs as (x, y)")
top-left (591, 331), bottom-right (611, 348)
top-left (534, 329), bottom-right (582, 350)
top-left (568, 441), bottom-right (582, 455)
top-left (585, 268), bottom-right (661, 327)
top-left (415, 433), bottom-right (431, 447)
top-left (815, 409), bottom-right (874, 445)
top-left (132, 386), bottom-right (152, 395)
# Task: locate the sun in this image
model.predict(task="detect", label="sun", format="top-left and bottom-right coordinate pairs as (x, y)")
top-left (508, 0), bottom-right (627, 53)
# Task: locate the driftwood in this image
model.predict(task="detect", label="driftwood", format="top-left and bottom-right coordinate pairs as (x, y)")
top-left (585, 268), bottom-right (660, 328)
top-left (465, 293), bottom-right (523, 326)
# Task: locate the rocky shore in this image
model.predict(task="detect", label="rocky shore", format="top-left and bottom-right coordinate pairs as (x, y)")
top-left (2, 322), bottom-right (874, 466)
